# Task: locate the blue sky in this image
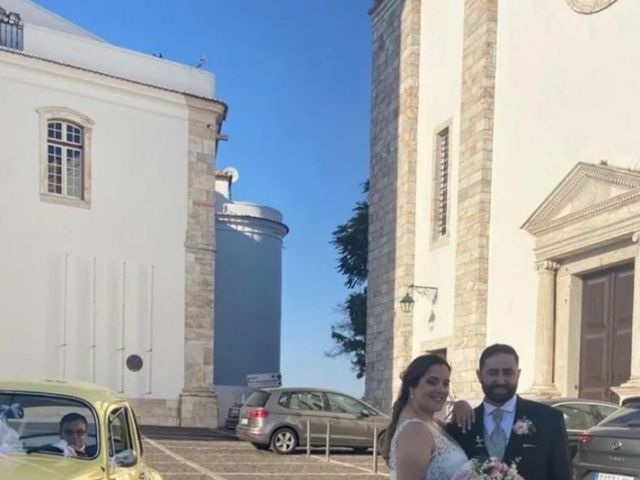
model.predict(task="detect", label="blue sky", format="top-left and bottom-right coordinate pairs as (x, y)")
top-left (36, 0), bottom-right (372, 397)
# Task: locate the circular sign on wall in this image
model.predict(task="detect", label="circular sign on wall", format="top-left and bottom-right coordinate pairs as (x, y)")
top-left (565, 0), bottom-right (619, 14)
top-left (126, 354), bottom-right (144, 372)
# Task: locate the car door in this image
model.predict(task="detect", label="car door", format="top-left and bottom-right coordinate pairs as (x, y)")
top-left (324, 392), bottom-right (375, 447)
top-left (282, 391), bottom-right (328, 447)
top-left (106, 405), bottom-right (144, 480)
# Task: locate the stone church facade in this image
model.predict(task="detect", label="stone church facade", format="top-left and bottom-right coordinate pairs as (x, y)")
top-left (366, 0), bottom-right (640, 410)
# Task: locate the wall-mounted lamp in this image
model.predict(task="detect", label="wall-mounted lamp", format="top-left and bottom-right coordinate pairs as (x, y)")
top-left (399, 284), bottom-right (438, 314)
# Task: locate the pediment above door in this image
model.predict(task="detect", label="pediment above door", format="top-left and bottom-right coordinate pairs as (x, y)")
top-left (522, 162), bottom-right (640, 259)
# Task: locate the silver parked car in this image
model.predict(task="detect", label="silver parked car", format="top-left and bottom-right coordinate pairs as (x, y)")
top-left (573, 403), bottom-right (640, 479)
top-left (235, 387), bottom-right (389, 454)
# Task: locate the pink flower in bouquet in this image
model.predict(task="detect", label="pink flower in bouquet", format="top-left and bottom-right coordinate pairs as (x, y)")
top-left (453, 456), bottom-right (523, 480)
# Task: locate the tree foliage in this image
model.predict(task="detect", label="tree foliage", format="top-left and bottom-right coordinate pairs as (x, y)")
top-left (330, 182), bottom-right (368, 288)
top-left (327, 181), bottom-right (368, 378)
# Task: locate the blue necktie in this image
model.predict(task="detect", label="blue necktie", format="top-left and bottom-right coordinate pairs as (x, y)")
top-left (487, 408), bottom-right (507, 459)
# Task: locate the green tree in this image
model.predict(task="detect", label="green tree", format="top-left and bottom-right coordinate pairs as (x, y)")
top-left (327, 181), bottom-right (368, 378)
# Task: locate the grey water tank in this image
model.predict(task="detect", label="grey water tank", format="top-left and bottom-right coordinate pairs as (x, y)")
top-left (213, 169), bottom-right (288, 423)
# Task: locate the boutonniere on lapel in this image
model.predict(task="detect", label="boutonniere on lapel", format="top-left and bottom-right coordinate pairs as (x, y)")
top-left (512, 416), bottom-right (536, 436)
top-left (475, 435), bottom-right (485, 448)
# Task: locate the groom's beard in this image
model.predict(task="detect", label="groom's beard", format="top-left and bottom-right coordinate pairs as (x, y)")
top-left (481, 383), bottom-right (517, 405)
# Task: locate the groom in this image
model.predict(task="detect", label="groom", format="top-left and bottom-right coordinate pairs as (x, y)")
top-left (447, 344), bottom-right (572, 480)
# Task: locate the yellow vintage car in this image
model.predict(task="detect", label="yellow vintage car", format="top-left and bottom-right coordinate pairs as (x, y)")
top-left (0, 379), bottom-right (162, 479)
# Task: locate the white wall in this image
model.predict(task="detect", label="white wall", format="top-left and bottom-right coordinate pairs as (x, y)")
top-left (1, 0), bottom-right (214, 99)
top-left (0, 53), bottom-right (190, 400)
top-left (23, 24), bottom-right (215, 99)
top-left (2, 0), bottom-right (102, 41)
top-left (413, 0), bottom-right (465, 357)
top-left (488, 0), bottom-right (640, 389)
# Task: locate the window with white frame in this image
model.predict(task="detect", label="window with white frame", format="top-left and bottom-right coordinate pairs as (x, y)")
top-left (433, 126), bottom-right (450, 240)
top-left (38, 107), bottom-right (93, 207)
top-left (47, 120), bottom-right (84, 198)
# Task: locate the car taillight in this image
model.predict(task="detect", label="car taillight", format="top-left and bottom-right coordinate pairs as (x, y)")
top-left (249, 408), bottom-right (269, 419)
top-left (577, 432), bottom-right (593, 445)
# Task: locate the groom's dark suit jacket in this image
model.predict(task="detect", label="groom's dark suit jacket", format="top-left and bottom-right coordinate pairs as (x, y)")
top-left (446, 396), bottom-right (572, 480)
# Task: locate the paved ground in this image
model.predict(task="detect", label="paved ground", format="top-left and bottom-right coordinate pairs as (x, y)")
top-left (141, 427), bottom-right (390, 480)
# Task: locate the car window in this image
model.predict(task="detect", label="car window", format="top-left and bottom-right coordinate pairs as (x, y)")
top-left (245, 391), bottom-right (270, 408)
top-left (592, 404), bottom-right (618, 421)
top-left (108, 407), bottom-right (134, 459)
top-left (601, 407), bottom-right (640, 427)
top-left (287, 392), bottom-right (324, 411)
top-left (554, 403), bottom-right (601, 431)
top-left (0, 392), bottom-right (98, 459)
top-left (325, 393), bottom-right (368, 416)
top-left (277, 392), bottom-right (291, 408)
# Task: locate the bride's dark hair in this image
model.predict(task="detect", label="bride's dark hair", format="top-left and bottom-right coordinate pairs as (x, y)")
top-left (380, 354), bottom-right (451, 462)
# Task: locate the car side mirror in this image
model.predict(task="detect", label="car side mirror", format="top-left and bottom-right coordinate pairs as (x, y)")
top-left (112, 449), bottom-right (137, 468)
top-left (360, 409), bottom-right (371, 417)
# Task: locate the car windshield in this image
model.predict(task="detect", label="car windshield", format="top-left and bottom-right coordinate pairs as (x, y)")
top-left (0, 392), bottom-right (98, 459)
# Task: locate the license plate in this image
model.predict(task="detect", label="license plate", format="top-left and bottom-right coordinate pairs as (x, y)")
top-left (594, 473), bottom-right (635, 480)
top-left (240, 418), bottom-right (248, 425)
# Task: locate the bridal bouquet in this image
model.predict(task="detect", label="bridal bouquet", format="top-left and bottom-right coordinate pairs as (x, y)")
top-left (452, 457), bottom-right (524, 480)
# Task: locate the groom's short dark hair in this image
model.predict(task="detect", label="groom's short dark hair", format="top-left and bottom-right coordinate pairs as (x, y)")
top-left (479, 343), bottom-right (519, 370)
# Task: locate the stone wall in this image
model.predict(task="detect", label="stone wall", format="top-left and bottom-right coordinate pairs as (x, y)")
top-left (129, 398), bottom-right (180, 426)
top-left (451, 0), bottom-right (498, 397)
top-left (366, 0), bottom-right (421, 412)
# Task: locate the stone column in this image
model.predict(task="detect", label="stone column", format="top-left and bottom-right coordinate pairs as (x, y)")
top-left (613, 232), bottom-right (640, 402)
top-left (451, 0), bottom-right (499, 398)
top-left (179, 95), bottom-right (227, 427)
top-left (365, 0), bottom-right (421, 413)
top-left (527, 260), bottom-right (561, 398)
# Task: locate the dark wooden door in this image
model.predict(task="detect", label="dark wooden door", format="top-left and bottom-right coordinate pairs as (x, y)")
top-left (579, 264), bottom-right (633, 402)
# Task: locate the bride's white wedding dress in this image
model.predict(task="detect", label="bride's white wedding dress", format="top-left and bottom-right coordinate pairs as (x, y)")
top-left (389, 418), bottom-right (468, 480)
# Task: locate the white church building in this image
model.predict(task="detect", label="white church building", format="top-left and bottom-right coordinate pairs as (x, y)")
top-left (0, 0), bottom-right (226, 426)
top-left (366, 0), bottom-right (640, 410)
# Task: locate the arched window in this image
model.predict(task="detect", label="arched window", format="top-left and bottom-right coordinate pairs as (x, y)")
top-left (38, 107), bottom-right (93, 207)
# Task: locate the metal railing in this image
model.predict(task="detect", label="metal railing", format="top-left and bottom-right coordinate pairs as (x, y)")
top-left (305, 419), bottom-right (384, 474)
top-left (0, 8), bottom-right (23, 51)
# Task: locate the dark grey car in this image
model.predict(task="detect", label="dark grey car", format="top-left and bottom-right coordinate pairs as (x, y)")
top-left (235, 387), bottom-right (389, 454)
top-left (224, 402), bottom-right (243, 430)
top-left (573, 404), bottom-right (640, 479)
top-left (539, 398), bottom-right (619, 459)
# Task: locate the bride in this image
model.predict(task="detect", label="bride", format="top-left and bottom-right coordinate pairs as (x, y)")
top-left (381, 354), bottom-right (469, 480)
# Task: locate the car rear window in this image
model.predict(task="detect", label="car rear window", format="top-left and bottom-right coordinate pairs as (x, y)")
top-left (245, 391), bottom-right (270, 408)
top-left (600, 407), bottom-right (640, 427)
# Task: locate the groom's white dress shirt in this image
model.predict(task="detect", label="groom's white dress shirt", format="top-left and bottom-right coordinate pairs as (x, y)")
top-left (483, 395), bottom-right (517, 443)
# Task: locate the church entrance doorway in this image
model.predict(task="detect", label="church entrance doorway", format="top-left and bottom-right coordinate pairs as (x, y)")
top-left (579, 263), bottom-right (633, 402)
